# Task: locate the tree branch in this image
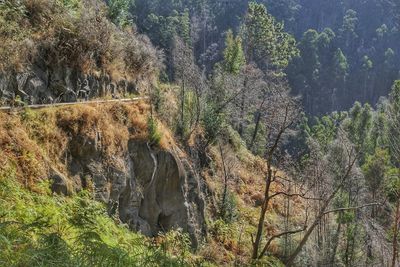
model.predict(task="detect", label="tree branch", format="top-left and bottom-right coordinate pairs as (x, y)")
top-left (268, 191), bottom-right (322, 201)
top-left (323, 203), bottom-right (382, 215)
top-left (258, 227), bottom-right (306, 259)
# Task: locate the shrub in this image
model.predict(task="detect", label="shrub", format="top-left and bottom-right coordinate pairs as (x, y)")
top-left (1, 0), bottom-right (161, 84)
top-left (147, 116), bottom-right (162, 146)
top-left (107, 0), bottom-right (133, 27)
top-left (219, 191), bottom-right (239, 223)
top-left (0, 170), bottom-right (208, 266)
top-left (0, 1), bottom-right (31, 71)
top-left (202, 103), bottom-right (224, 144)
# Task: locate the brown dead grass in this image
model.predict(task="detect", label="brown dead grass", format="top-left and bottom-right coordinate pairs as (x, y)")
top-left (0, 101), bottom-right (175, 189)
top-left (1, 0), bottom-right (160, 89)
top-left (201, 139), bottom-right (307, 264)
top-left (0, 112), bottom-right (48, 188)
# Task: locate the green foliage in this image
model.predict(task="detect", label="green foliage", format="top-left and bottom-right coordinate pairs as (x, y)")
top-left (361, 55), bottom-right (373, 72)
top-left (389, 80), bottom-right (400, 114)
top-left (343, 102), bottom-right (373, 159)
top-left (338, 9), bottom-right (359, 45)
top-left (107, 0), bottom-right (133, 27)
top-left (208, 219), bottom-right (234, 244)
top-left (151, 85), bottom-right (164, 113)
top-left (255, 256), bottom-right (285, 267)
top-left (147, 117), bottom-right (162, 146)
top-left (157, 230), bottom-right (193, 265)
top-left (308, 112), bottom-right (347, 151)
top-left (0, 0), bottom-right (160, 82)
top-left (243, 120), bottom-right (267, 156)
top-left (201, 103), bottom-right (224, 144)
top-left (334, 191), bottom-right (355, 224)
top-left (369, 103), bottom-right (389, 149)
top-left (0, 167), bottom-right (207, 266)
top-left (60, 0), bottom-right (81, 10)
top-left (145, 9), bottom-right (191, 48)
top-left (384, 168), bottom-right (400, 203)
top-left (219, 191), bottom-right (238, 223)
top-left (362, 148), bottom-right (391, 195)
top-left (176, 89), bottom-right (200, 138)
top-left (333, 48), bottom-right (349, 80)
top-left (0, 1), bottom-right (29, 71)
top-left (242, 2), bottom-right (299, 70)
top-left (223, 30), bottom-right (245, 74)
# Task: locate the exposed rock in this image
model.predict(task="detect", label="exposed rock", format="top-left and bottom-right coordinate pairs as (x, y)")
top-left (0, 64), bottom-right (139, 105)
top-left (58, 133), bottom-right (206, 247)
top-left (50, 168), bottom-right (81, 196)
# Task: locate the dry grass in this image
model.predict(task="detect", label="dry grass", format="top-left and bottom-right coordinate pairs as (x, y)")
top-left (0, 101), bottom-right (176, 189)
top-left (0, 0), bottom-right (161, 87)
top-left (200, 139), bottom-right (307, 264)
top-left (0, 112), bottom-right (48, 188)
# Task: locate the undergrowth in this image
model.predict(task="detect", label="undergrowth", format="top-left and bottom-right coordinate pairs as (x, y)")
top-left (0, 0), bottom-right (161, 85)
top-left (0, 165), bottom-right (212, 267)
top-left (147, 116), bottom-right (162, 146)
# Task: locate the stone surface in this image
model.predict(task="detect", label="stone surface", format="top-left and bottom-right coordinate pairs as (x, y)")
top-left (0, 64), bottom-right (138, 105)
top-left (56, 133), bottom-right (206, 247)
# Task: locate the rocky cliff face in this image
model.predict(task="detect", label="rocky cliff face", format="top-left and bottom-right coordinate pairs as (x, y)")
top-left (0, 64), bottom-right (138, 105)
top-left (51, 132), bottom-right (206, 247)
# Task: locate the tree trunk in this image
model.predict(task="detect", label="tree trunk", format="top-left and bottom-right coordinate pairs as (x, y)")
top-left (284, 181), bottom-right (292, 259)
top-left (344, 225), bottom-right (351, 267)
top-left (249, 97), bottom-right (266, 150)
top-left (392, 198), bottom-right (400, 267)
top-left (330, 212), bottom-right (343, 266)
top-left (219, 144), bottom-right (229, 218)
top-left (181, 80), bottom-right (185, 126)
top-left (286, 187), bottom-right (342, 267)
top-left (238, 77), bottom-right (248, 137)
top-left (252, 166), bottom-right (273, 260)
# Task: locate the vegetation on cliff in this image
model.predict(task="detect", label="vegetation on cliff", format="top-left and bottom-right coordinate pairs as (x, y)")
top-left (2, 0), bottom-right (400, 266)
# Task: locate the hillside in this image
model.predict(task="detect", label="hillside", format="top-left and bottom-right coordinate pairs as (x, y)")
top-left (0, 100), bottom-right (307, 266)
top-left (2, 1), bottom-right (400, 267)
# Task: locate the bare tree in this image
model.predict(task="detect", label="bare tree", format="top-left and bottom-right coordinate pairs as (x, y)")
top-left (386, 97), bottom-right (400, 267)
top-left (251, 87), bottom-right (302, 260)
top-left (218, 140), bottom-right (239, 221)
top-left (212, 64), bottom-right (264, 132)
top-left (249, 76), bottom-right (289, 151)
top-left (285, 132), bottom-right (359, 266)
top-left (172, 36), bottom-right (206, 134)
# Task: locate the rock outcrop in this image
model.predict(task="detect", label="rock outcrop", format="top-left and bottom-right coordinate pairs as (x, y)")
top-left (55, 132), bottom-right (206, 247)
top-left (0, 64), bottom-right (138, 105)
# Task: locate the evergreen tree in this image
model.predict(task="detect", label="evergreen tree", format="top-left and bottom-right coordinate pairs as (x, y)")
top-left (338, 9), bottom-right (359, 55)
top-left (223, 30), bottom-right (245, 75)
top-left (241, 2), bottom-right (298, 71)
top-left (107, 0), bottom-right (133, 27)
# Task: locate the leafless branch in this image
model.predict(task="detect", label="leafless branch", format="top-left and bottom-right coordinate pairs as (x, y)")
top-left (269, 191), bottom-right (323, 201)
top-left (258, 227), bottom-right (306, 259)
top-left (323, 203), bottom-right (382, 215)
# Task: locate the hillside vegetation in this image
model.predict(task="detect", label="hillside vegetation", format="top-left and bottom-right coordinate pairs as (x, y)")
top-left (0, 0), bottom-right (159, 78)
top-left (2, 0), bottom-right (400, 266)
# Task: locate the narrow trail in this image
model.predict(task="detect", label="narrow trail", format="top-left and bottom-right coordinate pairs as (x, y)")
top-left (0, 97), bottom-right (149, 111)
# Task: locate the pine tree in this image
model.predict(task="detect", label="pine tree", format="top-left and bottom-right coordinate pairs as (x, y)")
top-left (241, 2), bottom-right (298, 71)
top-left (223, 30), bottom-right (245, 74)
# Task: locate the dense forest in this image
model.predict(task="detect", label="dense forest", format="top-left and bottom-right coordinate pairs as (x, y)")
top-left (130, 0), bottom-right (400, 114)
top-left (1, 0), bottom-right (400, 266)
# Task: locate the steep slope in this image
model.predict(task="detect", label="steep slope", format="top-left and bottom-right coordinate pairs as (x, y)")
top-left (0, 1), bottom-right (308, 266)
top-left (0, 0), bottom-right (159, 105)
top-left (0, 102), bottom-right (206, 247)
top-left (0, 100), bottom-right (307, 266)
